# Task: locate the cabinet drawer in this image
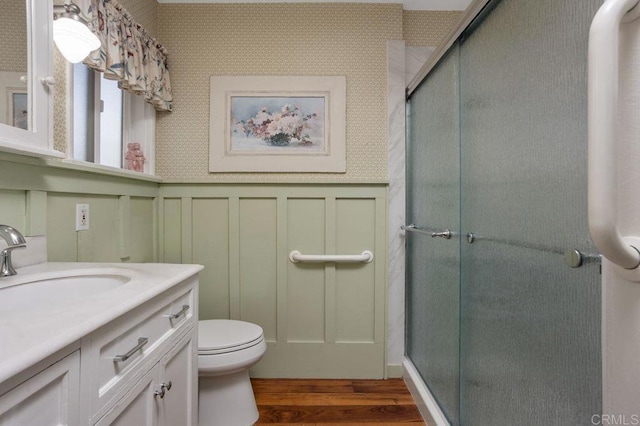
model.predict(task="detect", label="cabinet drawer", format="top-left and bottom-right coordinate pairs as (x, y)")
top-left (91, 286), bottom-right (195, 417)
top-left (94, 326), bottom-right (197, 426)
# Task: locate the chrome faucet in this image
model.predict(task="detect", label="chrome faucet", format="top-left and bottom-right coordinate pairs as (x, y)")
top-left (0, 225), bottom-right (26, 277)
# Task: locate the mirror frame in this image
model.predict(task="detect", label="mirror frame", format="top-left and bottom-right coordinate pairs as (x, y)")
top-left (0, 0), bottom-right (63, 158)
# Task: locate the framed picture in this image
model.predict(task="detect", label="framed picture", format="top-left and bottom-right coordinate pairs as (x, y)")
top-left (0, 71), bottom-right (28, 130)
top-left (10, 92), bottom-right (28, 130)
top-left (210, 76), bottom-right (346, 172)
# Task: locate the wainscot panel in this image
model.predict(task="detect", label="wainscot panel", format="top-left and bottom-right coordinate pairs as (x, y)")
top-left (0, 153), bottom-right (158, 263)
top-left (159, 184), bottom-right (387, 379)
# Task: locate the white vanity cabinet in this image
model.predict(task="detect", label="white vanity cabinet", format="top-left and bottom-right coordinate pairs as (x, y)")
top-left (0, 351), bottom-right (80, 426)
top-left (0, 266), bottom-right (200, 426)
top-left (86, 276), bottom-right (198, 426)
top-left (94, 330), bottom-right (197, 426)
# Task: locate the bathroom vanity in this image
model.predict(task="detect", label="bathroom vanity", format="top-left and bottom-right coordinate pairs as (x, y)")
top-left (0, 262), bottom-right (202, 425)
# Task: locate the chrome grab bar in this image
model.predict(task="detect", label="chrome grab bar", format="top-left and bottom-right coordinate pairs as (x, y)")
top-left (289, 250), bottom-right (373, 264)
top-left (163, 305), bottom-right (190, 319)
top-left (588, 0), bottom-right (640, 270)
top-left (113, 337), bottom-right (148, 363)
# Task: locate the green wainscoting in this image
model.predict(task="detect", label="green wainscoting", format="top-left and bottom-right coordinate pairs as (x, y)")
top-left (0, 189), bottom-right (28, 233)
top-left (0, 153), bottom-right (388, 379)
top-left (0, 153), bottom-right (158, 263)
top-left (159, 184), bottom-right (388, 378)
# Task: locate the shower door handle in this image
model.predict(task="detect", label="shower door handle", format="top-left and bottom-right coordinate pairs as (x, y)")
top-left (402, 225), bottom-right (454, 239)
top-left (431, 230), bottom-right (452, 239)
top-left (588, 0), bottom-right (640, 270)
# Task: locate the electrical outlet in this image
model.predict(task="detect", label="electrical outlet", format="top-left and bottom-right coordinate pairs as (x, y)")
top-left (76, 204), bottom-right (90, 231)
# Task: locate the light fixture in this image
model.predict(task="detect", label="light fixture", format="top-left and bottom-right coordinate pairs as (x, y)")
top-left (53, 3), bottom-right (101, 64)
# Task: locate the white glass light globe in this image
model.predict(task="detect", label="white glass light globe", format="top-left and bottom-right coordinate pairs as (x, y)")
top-left (53, 17), bottom-right (101, 64)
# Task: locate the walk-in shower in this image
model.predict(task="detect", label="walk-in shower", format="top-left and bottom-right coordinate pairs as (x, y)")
top-left (405, 0), bottom-right (604, 424)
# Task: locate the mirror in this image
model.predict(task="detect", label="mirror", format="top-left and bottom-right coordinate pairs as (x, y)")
top-left (0, 0), bottom-right (29, 131)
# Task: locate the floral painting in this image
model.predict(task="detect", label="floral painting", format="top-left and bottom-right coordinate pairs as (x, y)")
top-left (230, 97), bottom-right (325, 153)
top-left (210, 76), bottom-right (346, 173)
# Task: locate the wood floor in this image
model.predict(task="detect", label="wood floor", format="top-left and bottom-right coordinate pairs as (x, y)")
top-left (252, 378), bottom-right (429, 425)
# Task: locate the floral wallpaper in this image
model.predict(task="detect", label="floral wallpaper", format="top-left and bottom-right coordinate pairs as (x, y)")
top-left (50, 1), bottom-right (460, 175)
top-left (53, 47), bottom-right (68, 154)
top-left (0, 0), bottom-right (27, 72)
top-left (118, 0), bottom-right (157, 36)
top-left (157, 3), bottom-right (403, 183)
top-left (403, 10), bottom-right (463, 47)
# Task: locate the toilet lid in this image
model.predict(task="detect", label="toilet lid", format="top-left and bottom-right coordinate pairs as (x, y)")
top-left (198, 320), bottom-right (264, 353)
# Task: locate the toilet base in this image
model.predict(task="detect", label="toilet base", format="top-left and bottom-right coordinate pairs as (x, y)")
top-left (198, 370), bottom-right (259, 426)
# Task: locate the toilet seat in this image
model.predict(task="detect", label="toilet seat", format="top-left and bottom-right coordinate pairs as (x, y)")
top-left (198, 319), bottom-right (264, 355)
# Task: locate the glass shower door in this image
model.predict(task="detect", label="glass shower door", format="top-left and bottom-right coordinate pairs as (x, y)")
top-left (406, 44), bottom-right (460, 425)
top-left (458, 0), bottom-right (602, 424)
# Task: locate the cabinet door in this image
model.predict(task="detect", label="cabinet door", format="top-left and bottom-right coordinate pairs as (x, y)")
top-left (0, 0), bottom-right (61, 157)
top-left (94, 365), bottom-right (159, 426)
top-left (0, 351), bottom-right (80, 426)
top-left (159, 329), bottom-right (197, 426)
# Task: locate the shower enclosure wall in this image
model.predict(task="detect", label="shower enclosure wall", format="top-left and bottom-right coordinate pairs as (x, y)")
top-left (405, 1), bottom-right (603, 424)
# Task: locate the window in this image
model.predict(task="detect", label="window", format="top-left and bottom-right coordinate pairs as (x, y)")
top-left (71, 63), bottom-right (155, 174)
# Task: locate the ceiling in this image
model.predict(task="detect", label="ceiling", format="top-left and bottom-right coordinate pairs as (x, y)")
top-left (155, 0), bottom-right (474, 11)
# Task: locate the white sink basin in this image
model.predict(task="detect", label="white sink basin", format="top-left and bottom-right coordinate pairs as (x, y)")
top-left (0, 270), bottom-right (131, 313)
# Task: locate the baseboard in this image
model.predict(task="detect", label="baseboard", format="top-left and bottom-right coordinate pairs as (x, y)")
top-left (386, 364), bottom-right (403, 378)
top-left (402, 357), bottom-right (450, 426)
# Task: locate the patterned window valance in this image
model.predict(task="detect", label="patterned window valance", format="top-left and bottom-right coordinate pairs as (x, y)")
top-left (76, 0), bottom-right (173, 112)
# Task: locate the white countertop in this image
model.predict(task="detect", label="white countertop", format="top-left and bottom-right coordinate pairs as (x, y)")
top-left (0, 262), bottom-right (203, 384)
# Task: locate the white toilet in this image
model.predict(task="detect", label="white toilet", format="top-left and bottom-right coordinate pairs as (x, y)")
top-left (198, 319), bottom-right (266, 425)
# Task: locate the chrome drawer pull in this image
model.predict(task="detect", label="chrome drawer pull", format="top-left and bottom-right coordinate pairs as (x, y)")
top-left (154, 381), bottom-right (172, 399)
top-left (113, 337), bottom-right (148, 362)
top-left (163, 305), bottom-right (190, 320)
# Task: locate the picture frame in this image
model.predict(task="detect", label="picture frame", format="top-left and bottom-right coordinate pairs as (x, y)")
top-left (0, 71), bottom-right (28, 130)
top-left (209, 76), bottom-right (346, 173)
top-left (9, 91), bottom-right (28, 130)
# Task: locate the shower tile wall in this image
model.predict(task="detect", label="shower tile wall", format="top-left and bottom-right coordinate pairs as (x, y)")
top-left (406, 46), bottom-right (436, 86)
top-left (387, 42), bottom-right (436, 372)
top-left (387, 40), bottom-right (407, 372)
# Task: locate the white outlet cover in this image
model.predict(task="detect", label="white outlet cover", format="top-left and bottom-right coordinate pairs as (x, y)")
top-left (76, 204), bottom-right (90, 231)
